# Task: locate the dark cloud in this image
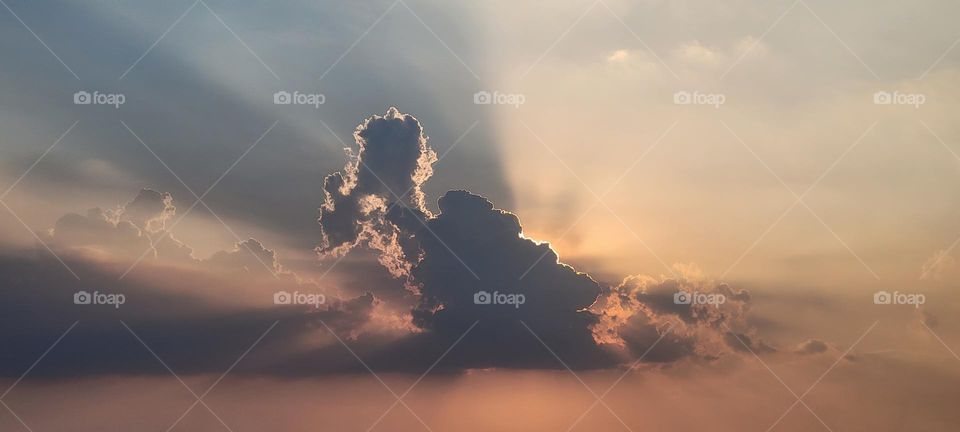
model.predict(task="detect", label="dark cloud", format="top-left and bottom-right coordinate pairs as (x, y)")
top-left (0, 248), bottom-right (379, 378)
top-left (0, 188), bottom-right (377, 378)
top-left (1, 110), bottom-right (776, 379)
top-left (309, 109), bottom-right (779, 371)
top-left (406, 190), bottom-right (613, 369)
top-left (310, 109), bottom-right (615, 369)
top-left (317, 107), bottom-right (436, 280)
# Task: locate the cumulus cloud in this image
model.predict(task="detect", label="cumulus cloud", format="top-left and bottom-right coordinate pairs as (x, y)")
top-left (3, 109), bottom-right (779, 378)
top-left (43, 188), bottom-right (298, 280)
top-left (311, 109), bottom-right (774, 370)
top-left (317, 107), bottom-right (436, 280)
top-left (207, 238), bottom-right (284, 277)
top-left (116, 188), bottom-right (175, 233)
top-left (45, 188), bottom-right (193, 262)
top-left (592, 265), bottom-right (765, 362)
top-left (407, 190), bottom-right (612, 369)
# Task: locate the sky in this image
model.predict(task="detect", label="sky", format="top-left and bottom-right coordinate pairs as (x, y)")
top-left (1, 0), bottom-right (959, 431)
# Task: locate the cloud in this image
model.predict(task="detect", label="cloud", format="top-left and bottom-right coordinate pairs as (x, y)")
top-left (724, 331), bottom-right (776, 354)
top-left (45, 188), bottom-right (193, 263)
top-left (317, 107), bottom-right (437, 280)
top-left (310, 109), bottom-right (774, 370)
top-left (0, 188), bottom-right (379, 378)
top-left (793, 339), bottom-right (830, 355)
top-left (407, 190), bottom-right (613, 369)
top-left (296, 188), bottom-right (774, 372)
top-left (117, 188), bottom-right (176, 233)
top-left (0, 248), bottom-right (381, 377)
top-left (592, 265), bottom-right (766, 361)
top-left (206, 238), bottom-right (284, 277)
top-left (2, 109), bottom-right (777, 378)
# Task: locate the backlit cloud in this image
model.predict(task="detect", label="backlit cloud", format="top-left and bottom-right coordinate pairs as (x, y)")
top-left (2, 109), bottom-right (788, 378)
